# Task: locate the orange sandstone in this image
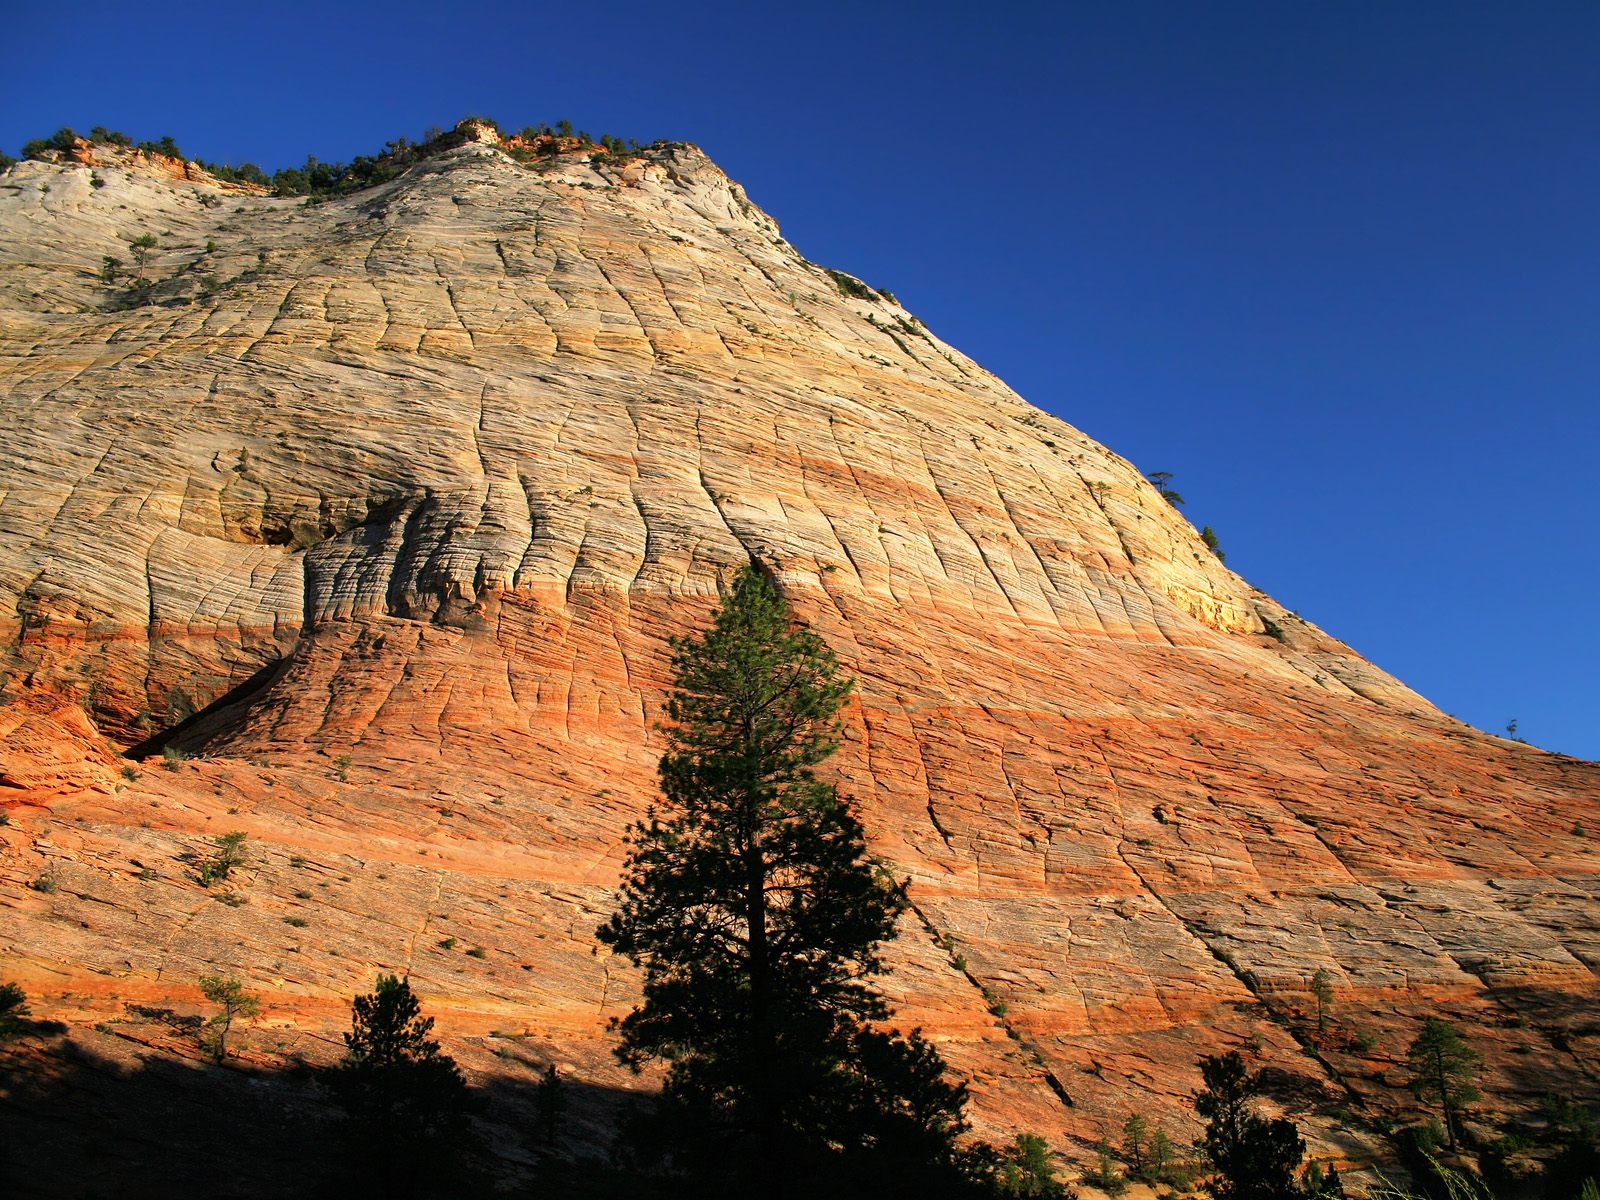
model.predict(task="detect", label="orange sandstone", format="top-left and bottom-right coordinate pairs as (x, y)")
top-left (0, 132), bottom-right (1594, 1181)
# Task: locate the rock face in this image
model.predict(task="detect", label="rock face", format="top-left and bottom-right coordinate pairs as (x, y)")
top-left (1, 128), bottom-right (1596, 1183)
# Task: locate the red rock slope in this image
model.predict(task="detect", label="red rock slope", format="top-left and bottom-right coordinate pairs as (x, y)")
top-left (0, 125), bottom-right (1595, 1178)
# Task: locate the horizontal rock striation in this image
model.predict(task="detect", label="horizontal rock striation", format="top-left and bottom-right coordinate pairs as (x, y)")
top-left (1, 130), bottom-right (1595, 1181)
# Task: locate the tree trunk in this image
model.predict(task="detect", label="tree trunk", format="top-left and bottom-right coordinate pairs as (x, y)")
top-left (1435, 1046), bottom-right (1456, 1151)
top-left (744, 799), bottom-right (773, 1155)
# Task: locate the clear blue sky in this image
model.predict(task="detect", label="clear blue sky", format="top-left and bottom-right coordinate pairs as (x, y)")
top-left (6, 1), bottom-right (1596, 759)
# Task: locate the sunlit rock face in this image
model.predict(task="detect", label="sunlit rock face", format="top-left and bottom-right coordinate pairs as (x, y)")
top-left (1, 134), bottom-right (1595, 1176)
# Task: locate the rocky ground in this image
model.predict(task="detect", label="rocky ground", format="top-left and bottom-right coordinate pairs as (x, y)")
top-left (1, 124), bottom-right (1595, 1193)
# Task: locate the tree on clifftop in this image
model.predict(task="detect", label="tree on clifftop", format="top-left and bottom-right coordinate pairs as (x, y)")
top-left (598, 565), bottom-right (978, 1196)
top-left (1146, 470), bottom-right (1185, 507)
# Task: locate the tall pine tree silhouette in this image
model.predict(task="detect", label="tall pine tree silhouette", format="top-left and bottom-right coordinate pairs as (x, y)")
top-left (599, 566), bottom-right (975, 1195)
top-left (324, 974), bottom-right (475, 1197)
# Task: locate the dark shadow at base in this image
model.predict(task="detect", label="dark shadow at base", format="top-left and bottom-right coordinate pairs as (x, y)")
top-left (0, 1032), bottom-right (1014, 1199)
top-left (0, 1035), bottom-right (647, 1200)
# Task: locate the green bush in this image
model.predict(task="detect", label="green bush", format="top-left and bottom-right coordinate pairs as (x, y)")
top-left (825, 268), bottom-right (876, 300)
top-left (35, 118), bottom-right (662, 203)
top-left (198, 831), bottom-right (249, 886)
top-left (16, 118), bottom-right (660, 204)
top-left (137, 135), bottom-right (183, 160)
top-left (22, 128), bottom-right (79, 159)
top-left (200, 160), bottom-right (270, 187)
top-left (0, 982), bottom-right (33, 1040)
top-left (1080, 1145), bottom-right (1127, 1195)
top-left (1405, 1119), bottom-right (1447, 1158)
top-left (996, 1132), bottom-right (1067, 1196)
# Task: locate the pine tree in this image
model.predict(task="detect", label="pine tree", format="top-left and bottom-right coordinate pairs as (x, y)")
top-left (1406, 1017), bottom-right (1480, 1152)
top-left (1122, 1112), bottom-right (1148, 1177)
top-left (1146, 470), bottom-right (1185, 507)
top-left (197, 974), bottom-right (259, 1063)
top-left (1309, 968), bottom-right (1335, 1033)
top-left (1147, 1127), bottom-right (1176, 1184)
top-left (535, 1063), bottom-right (566, 1145)
top-left (0, 982), bottom-right (32, 1040)
top-left (324, 974), bottom-right (475, 1196)
top-left (1195, 1051), bottom-right (1305, 1200)
top-left (995, 1132), bottom-right (1066, 1196)
top-left (1303, 1159), bottom-right (1346, 1198)
top-left (197, 830), bottom-right (248, 886)
top-left (126, 234), bottom-right (157, 284)
top-left (598, 566), bottom-right (975, 1194)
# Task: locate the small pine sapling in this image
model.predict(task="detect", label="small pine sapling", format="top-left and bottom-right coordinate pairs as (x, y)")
top-left (198, 974), bottom-right (260, 1062)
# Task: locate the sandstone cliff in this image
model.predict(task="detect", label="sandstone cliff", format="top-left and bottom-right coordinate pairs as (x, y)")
top-left (1, 125), bottom-right (1595, 1187)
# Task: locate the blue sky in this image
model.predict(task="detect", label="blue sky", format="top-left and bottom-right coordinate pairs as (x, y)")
top-left (5, 1), bottom-right (1596, 759)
